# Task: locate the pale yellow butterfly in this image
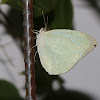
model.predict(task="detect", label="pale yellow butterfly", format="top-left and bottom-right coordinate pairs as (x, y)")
top-left (35, 13), bottom-right (97, 75)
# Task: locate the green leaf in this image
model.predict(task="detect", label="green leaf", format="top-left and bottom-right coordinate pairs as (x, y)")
top-left (0, 0), bottom-right (53, 17)
top-left (34, 0), bottom-right (73, 29)
top-left (49, 0), bottom-right (73, 29)
top-left (0, 0), bottom-right (73, 26)
top-left (0, 80), bottom-right (24, 100)
top-left (33, 0), bottom-right (53, 17)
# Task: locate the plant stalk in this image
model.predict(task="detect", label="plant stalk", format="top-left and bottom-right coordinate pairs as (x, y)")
top-left (23, 0), bottom-right (36, 100)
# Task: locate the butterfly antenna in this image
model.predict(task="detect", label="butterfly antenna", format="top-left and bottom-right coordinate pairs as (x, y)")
top-left (42, 11), bottom-right (47, 28)
top-left (47, 16), bottom-right (48, 27)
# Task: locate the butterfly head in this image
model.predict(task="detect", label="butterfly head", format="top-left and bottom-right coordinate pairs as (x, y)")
top-left (39, 28), bottom-right (47, 34)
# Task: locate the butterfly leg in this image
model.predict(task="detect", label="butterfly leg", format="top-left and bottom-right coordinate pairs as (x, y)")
top-left (31, 29), bottom-right (39, 35)
top-left (34, 37), bottom-right (37, 40)
top-left (31, 45), bottom-right (37, 49)
top-left (34, 51), bottom-right (38, 62)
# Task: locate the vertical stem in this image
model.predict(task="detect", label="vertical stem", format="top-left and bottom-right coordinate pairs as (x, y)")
top-left (23, 0), bottom-right (36, 100)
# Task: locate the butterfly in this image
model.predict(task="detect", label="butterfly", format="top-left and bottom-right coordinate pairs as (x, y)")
top-left (34, 12), bottom-right (97, 75)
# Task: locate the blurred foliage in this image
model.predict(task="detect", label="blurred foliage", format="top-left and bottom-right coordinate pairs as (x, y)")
top-left (43, 87), bottom-right (93, 100)
top-left (0, 0), bottom-right (95, 100)
top-left (0, 0), bottom-right (22, 10)
top-left (0, 80), bottom-right (24, 100)
top-left (84, 0), bottom-right (100, 17)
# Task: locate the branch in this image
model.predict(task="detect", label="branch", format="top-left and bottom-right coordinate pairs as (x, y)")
top-left (23, 0), bottom-right (36, 100)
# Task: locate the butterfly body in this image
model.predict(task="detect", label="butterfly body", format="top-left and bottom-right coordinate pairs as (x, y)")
top-left (36, 28), bottom-right (97, 75)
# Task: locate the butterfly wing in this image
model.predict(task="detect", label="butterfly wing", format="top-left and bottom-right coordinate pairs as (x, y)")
top-left (46, 29), bottom-right (97, 59)
top-left (37, 29), bottom-right (97, 75)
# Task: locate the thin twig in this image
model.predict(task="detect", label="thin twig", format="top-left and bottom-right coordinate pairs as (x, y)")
top-left (0, 43), bottom-right (15, 67)
top-left (23, 0), bottom-right (36, 100)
